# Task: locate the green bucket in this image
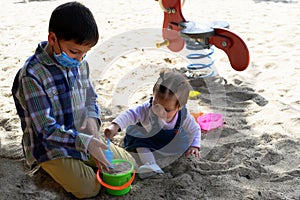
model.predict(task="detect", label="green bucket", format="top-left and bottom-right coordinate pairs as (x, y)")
top-left (97, 159), bottom-right (135, 196)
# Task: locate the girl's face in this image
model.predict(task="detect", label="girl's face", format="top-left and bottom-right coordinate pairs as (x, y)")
top-left (152, 93), bottom-right (180, 122)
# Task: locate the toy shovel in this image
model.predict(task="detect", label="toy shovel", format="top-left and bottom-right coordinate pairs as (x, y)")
top-left (104, 139), bottom-right (114, 168)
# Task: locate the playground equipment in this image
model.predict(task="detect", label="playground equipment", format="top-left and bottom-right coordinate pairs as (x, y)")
top-left (155, 0), bottom-right (250, 77)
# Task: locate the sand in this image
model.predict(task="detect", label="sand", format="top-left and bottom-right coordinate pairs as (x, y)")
top-left (0, 0), bottom-right (299, 199)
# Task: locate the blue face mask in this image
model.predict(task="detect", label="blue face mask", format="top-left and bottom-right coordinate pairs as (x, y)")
top-left (54, 51), bottom-right (85, 68)
top-left (53, 39), bottom-right (86, 68)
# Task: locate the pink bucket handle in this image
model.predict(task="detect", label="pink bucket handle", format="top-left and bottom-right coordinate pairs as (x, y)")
top-left (96, 169), bottom-right (136, 191)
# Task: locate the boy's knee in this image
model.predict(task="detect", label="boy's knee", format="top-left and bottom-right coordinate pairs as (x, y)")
top-left (72, 182), bottom-right (101, 199)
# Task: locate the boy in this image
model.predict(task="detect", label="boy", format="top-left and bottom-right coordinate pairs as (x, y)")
top-left (11, 2), bottom-right (135, 199)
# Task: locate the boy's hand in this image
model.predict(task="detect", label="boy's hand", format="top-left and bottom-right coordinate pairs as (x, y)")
top-left (104, 123), bottom-right (120, 139)
top-left (87, 137), bottom-right (110, 171)
top-left (80, 117), bottom-right (100, 138)
top-left (185, 146), bottom-right (200, 158)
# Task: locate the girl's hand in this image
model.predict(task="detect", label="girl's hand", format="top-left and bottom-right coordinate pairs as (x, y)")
top-left (104, 123), bottom-right (120, 139)
top-left (185, 146), bottom-right (200, 158)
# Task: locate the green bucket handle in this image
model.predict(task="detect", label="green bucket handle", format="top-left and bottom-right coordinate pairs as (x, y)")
top-left (96, 169), bottom-right (136, 191)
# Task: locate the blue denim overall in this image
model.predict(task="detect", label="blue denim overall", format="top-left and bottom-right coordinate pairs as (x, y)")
top-left (124, 98), bottom-right (190, 155)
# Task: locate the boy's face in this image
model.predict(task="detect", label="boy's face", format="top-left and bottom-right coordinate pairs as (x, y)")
top-left (48, 32), bottom-right (93, 62)
top-left (152, 93), bottom-right (180, 122)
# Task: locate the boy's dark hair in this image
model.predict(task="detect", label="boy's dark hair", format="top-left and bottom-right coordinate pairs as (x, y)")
top-left (49, 1), bottom-right (99, 46)
top-left (153, 69), bottom-right (191, 107)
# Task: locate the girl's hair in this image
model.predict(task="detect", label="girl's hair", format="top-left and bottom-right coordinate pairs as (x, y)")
top-left (153, 69), bottom-right (191, 107)
top-left (49, 1), bottom-right (99, 46)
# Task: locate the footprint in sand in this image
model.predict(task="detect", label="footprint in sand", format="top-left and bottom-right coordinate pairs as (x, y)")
top-left (187, 75), bottom-right (268, 107)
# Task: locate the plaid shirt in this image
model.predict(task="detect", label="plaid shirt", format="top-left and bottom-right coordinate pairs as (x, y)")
top-left (12, 42), bottom-right (101, 167)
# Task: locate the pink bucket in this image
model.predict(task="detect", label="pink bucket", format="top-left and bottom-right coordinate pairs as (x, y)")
top-left (197, 113), bottom-right (223, 131)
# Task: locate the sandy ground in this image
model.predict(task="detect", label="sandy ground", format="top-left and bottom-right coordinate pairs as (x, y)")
top-left (0, 0), bottom-right (299, 199)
